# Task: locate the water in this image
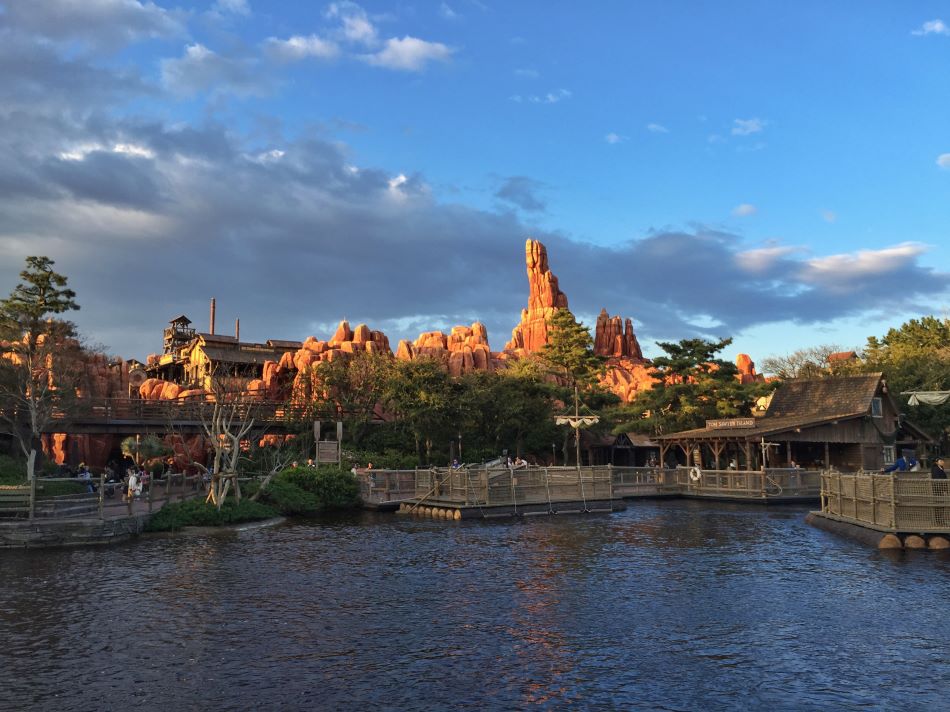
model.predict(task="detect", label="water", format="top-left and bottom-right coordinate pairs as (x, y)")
top-left (3, 501), bottom-right (950, 711)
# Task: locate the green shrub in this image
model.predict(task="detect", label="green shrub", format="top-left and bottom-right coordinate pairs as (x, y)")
top-left (343, 449), bottom-right (418, 471)
top-left (256, 478), bottom-right (320, 515)
top-left (275, 466), bottom-right (360, 510)
top-left (0, 455), bottom-right (25, 484)
top-left (35, 480), bottom-right (87, 497)
top-left (145, 497), bottom-right (277, 532)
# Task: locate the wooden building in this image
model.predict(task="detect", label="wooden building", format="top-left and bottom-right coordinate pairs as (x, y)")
top-left (655, 373), bottom-right (931, 472)
top-left (147, 315), bottom-right (300, 392)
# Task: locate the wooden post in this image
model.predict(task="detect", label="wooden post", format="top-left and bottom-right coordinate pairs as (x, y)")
top-left (99, 474), bottom-right (105, 519)
top-left (336, 421), bottom-right (343, 466)
top-left (313, 421), bottom-right (321, 463)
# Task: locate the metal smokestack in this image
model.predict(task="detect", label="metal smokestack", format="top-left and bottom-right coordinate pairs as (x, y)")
top-left (210, 298), bottom-right (216, 335)
top-left (235, 318), bottom-right (240, 342)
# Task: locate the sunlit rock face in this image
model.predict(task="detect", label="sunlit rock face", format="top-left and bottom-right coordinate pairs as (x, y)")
top-left (120, 236), bottom-right (763, 409)
top-left (505, 239), bottom-right (569, 353)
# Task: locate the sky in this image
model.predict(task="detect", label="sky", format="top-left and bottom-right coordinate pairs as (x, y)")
top-left (1, 0), bottom-right (949, 371)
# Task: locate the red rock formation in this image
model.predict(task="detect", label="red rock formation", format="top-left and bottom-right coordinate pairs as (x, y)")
top-left (505, 239), bottom-right (569, 352)
top-left (735, 353), bottom-right (765, 384)
top-left (391, 322), bottom-right (505, 377)
top-left (594, 309), bottom-right (645, 360)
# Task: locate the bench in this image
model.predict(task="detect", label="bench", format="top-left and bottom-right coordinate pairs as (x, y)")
top-left (0, 487), bottom-right (32, 517)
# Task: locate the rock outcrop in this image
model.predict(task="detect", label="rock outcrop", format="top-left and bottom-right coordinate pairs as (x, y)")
top-left (594, 309), bottom-right (644, 360)
top-left (393, 322), bottom-right (509, 377)
top-left (505, 239), bottom-right (569, 352)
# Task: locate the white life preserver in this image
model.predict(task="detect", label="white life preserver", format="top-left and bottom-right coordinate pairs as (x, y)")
top-left (689, 466), bottom-right (702, 482)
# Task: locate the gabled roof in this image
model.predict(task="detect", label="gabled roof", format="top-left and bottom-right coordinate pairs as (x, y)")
top-left (656, 373), bottom-right (888, 441)
top-left (765, 372), bottom-right (884, 420)
top-left (169, 315), bottom-right (192, 325)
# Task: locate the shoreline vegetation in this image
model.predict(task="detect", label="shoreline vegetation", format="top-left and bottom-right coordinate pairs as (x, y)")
top-left (144, 465), bottom-right (361, 532)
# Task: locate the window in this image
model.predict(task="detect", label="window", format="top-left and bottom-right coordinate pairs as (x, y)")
top-left (870, 397), bottom-right (883, 418)
top-left (883, 446), bottom-right (895, 465)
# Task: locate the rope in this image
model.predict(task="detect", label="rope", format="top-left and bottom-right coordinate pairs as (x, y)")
top-left (543, 467), bottom-right (554, 514)
top-left (406, 468), bottom-right (455, 515)
top-left (465, 469), bottom-right (487, 519)
top-left (578, 467), bottom-right (589, 513)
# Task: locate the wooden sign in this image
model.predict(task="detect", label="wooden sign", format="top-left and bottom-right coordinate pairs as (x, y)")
top-left (706, 417), bottom-right (756, 430)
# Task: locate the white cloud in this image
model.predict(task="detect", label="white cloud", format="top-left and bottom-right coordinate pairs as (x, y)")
top-left (326, 2), bottom-right (378, 45)
top-left (514, 68), bottom-right (539, 79)
top-left (212, 0), bottom-right (251, 15)
top-left (732, 203), bottom-right (757, 217)
top-left (516, 88), bottom-right (571, 105)
top-left (440, 3), bottom-right (458, 20)
top-left (604, 132), bottom-right (627, 144)
top-left (732, 117), bottom-right (766, 136)
top-left (362, 36), bottom-right (453, 71)
top-left (264, 35), bottom-right (339, 62)
top-left (736, 246), bottom-right (800, 273)
top-left (803, 243), bottom-right (928, 285)
top-left (161, 43), bottom-right (268, 97)
top-left (937, 153), bottom-right (950, 168)
top-left (0, 0), bottom-right (183, 50)
top-left (912, 19), bottom-right (950, 36)
top-left (646, 123), bottom-right (669, 133)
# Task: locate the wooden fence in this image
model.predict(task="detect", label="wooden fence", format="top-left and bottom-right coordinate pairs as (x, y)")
top-left (612, 466), bottom-right (821, 500)
top-left (0, 474), bottom-right (208, 521)
top-left (821, 472), bottom-right (950, 533)
top-left (356, 465), bottom-right (822, 509)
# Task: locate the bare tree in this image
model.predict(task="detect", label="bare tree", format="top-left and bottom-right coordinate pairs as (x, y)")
top-left (760, 344), bottom-right (851, 380)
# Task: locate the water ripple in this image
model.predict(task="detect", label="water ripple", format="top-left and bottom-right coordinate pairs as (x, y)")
top-left (2, 500), bottom-right (950, 711)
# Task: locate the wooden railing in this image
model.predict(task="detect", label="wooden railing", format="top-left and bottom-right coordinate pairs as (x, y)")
top-left (611, 466), bottom-right (821, 499)
top-left (1, 397), bottom-right (329, 428)
top-left (0, 474), bottom-right (209, 521)
top-left (357, 465), bottom-right (822, 508)
top-left (821, 472), bottom-right (950, 533)
top-left (359, 466), bottom-right (615, 508)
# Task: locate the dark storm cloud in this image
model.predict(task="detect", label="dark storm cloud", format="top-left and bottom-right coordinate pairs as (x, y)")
top-left (0, 32), bottom-right (151, 111)
top-left (495, 176), bottom-right (547, 212)
top-left (0, 15), bottom-right (948, 359)
top-left (41, 151), bottom-right (168, 211)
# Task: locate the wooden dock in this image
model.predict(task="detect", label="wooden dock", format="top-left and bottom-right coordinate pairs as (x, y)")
top-left (809, 472), bottom-right (950, 549)
top-left (356, 464), bottom-right (821, 519)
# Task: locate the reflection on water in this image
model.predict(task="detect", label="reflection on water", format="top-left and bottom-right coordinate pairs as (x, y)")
top-left (3, 500), bottom-right (950, 711)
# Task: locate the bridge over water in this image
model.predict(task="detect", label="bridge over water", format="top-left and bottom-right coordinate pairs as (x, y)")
top-left (25, 397), bottom-right (327, 435)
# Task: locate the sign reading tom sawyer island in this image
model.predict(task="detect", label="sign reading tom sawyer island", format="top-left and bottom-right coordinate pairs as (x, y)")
top-left (706, 417), bottom-right (757, 430)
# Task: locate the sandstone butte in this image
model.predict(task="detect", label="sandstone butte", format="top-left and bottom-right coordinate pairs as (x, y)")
top-left (18, 238), bottom-right (763, 466)
top-left (133, 236), bottom-right (763, 405)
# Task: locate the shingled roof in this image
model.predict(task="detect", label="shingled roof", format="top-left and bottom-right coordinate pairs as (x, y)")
top-left (765, 372), bottom-right (884, 420)
top-left (656, 373), bottom-right (887, 441)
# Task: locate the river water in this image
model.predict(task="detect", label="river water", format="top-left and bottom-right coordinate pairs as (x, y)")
top-left (2, 500), bottom-right (950, 711)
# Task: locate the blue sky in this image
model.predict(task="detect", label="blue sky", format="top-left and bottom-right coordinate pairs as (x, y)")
top-left (1, 0), bottom-right (949, 369)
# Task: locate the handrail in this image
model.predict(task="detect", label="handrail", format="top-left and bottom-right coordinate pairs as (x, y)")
top-left (820, 472), bottom-right (950, 533)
